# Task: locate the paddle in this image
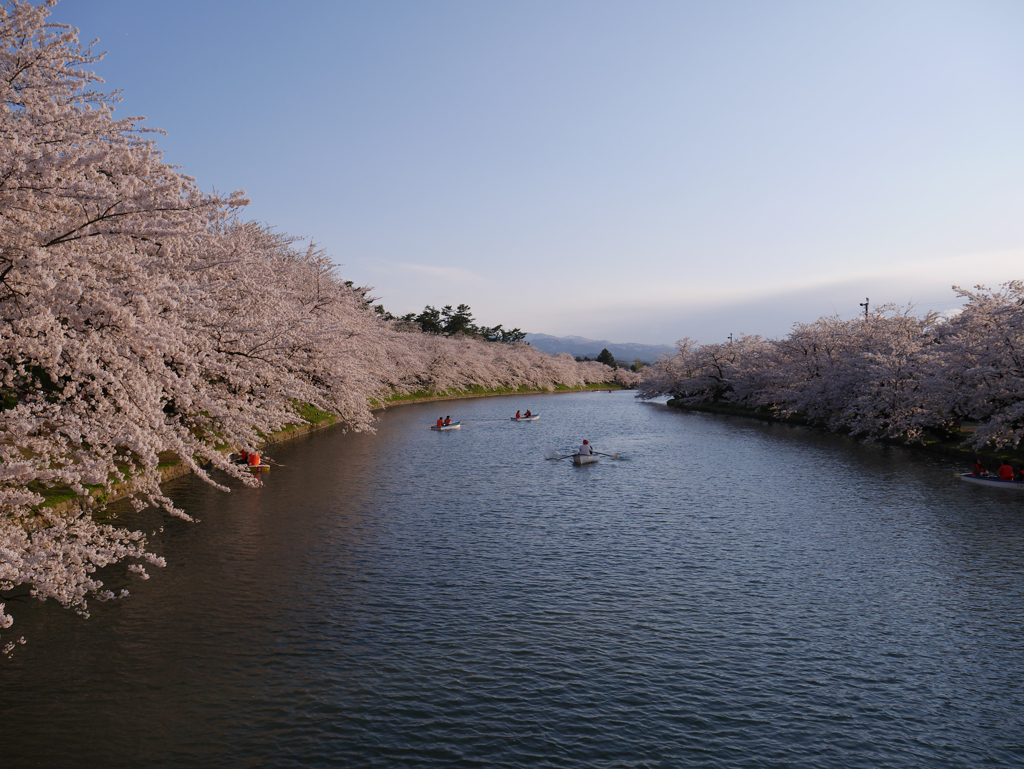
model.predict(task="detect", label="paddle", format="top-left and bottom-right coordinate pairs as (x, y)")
top-left (544, 448), bottom-right (574, 460)
top-left (593, 451), bottom-right (619, 459)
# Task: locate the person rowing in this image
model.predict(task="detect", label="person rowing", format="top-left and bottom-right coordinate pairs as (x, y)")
top-left (578, 439), bottom-right (593, 455)
top-left (444, 416), bottom-right (451, 426)
top-left (524, 409), bottom-right (531, 417)
top-left (971, 458), bottom-right (987, 477)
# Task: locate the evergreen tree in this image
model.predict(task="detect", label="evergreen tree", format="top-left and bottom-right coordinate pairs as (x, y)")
top-left (413, 306), bottom-right (444, 334)
top-left (441, 304), bottom-right (476, 335)
top-left (597, 348), bottom-right (617, 369)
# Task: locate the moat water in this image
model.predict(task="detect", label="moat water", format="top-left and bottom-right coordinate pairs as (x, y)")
top-left (4, 391), bottom-right (1024, 767)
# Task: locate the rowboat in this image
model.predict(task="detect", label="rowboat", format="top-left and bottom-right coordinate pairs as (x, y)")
top-left (959, 473), bottom-right (1024, 491)
top-left (511, 414), bottom-right (539, 421)
top-left (430, 422), bottom-right (461, 430)
top-left (572, 453), bottom-right (598, 466)
top-left (230, 453), bottom-right (271, 471)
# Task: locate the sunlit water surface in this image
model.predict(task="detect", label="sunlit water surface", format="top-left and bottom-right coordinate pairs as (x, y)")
top-left (4, 392), bottom-right (1024, 767)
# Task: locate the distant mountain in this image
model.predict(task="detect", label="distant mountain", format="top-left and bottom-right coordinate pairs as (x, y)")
top-left (526, 334), bottom-right (676, 363)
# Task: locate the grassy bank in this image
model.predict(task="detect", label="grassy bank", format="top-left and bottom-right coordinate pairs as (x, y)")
top-left (376, 381), bottom-right (625, 408)
top-left (666, 398), bottom-right (1024, 468)
top-left (37, 382), bottom-right (625, 513)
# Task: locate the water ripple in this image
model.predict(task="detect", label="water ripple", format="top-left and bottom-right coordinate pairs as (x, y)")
top-left (4, 393), bottom-right (1024, 768)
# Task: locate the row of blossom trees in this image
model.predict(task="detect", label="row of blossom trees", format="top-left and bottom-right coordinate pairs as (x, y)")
top-left (0, 1), bottom-right (631, 649)
top-left (638, 283), bottom-right (1024, 450)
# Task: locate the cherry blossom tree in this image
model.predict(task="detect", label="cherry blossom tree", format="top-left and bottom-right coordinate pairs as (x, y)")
top-left (755, 309), bottom-right (943, 440)
top-left (635, 334), bottom-right (769, 406)
top-left (639, 302), bottom-right (962, 443)
top-left (0, 0), bottom-right (254, 641)
top-left (0, 1), bottom-right (628, 649)
top-left (928, 283), bottom-right (1024, 448)
top-left (0, 1), bottom-right (626, 651)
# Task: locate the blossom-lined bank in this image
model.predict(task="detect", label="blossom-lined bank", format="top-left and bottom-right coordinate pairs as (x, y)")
top-left (638, 283), bottom-right (1024, 450)
top-left (0, 3), bottom-right (633, 649)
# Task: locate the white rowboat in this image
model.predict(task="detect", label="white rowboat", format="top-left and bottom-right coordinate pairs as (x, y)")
top-left (572, 453), bottom-right (599, 466)
top-left (511, 415), bottom-right (539, 421)
top-left (430, 422), bottom-right (461, 430)
top-left (959, 473), bottom-right (1024, 491)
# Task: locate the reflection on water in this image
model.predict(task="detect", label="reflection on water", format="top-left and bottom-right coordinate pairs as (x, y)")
top-left (4, 392), bottom-right (1024, 768)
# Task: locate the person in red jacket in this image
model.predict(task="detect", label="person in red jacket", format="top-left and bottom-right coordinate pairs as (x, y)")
top-left (436, 417), bottom-right (444, 427)
top-left (997, 461), bottom-right (1014, 481)
top-left (971, 459), bottom-right (987, 477)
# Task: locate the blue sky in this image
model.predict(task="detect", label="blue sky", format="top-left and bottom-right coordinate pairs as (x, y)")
top-left (49, 0), bottom-right (1024, 344)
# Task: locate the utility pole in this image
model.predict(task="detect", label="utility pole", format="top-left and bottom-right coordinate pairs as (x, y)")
top-left (859, 298), bottom-right (869, 318)
top-left (728, 333), bottom-right (733, 344)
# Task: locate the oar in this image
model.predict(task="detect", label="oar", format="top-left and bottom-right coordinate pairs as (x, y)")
top-left (544, 448), bottom-right (574, 460)
top-left (593, 451), bottom-right (619, 459)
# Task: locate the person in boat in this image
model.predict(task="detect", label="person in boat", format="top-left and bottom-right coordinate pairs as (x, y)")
top-left (997, 460), bottom-right (1015, 481)
top-left (579, 439), bottom-right (593, 455)
top-left (444, 416), bottom-right (451, 426)
top-left (237, 449), bottom-right (249, 465)
top-left (436, 417), bottom-right (444, 427)
top-left (971, 458), bottom-right (987, 477)
top-left (524, 409), bottom-right (531, 417)
top-left (515, 410), bottom-right (521, 419)
top-left (1016, 466), bottom-right (1024, 482)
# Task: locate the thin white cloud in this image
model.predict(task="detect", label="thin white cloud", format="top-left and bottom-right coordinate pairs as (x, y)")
top-left (542, 247), bottom-right (1023, 344)
top-left (607, 247), bottom-right (1024, 315)
top-left (393, 262), bottom-right (488, 283)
